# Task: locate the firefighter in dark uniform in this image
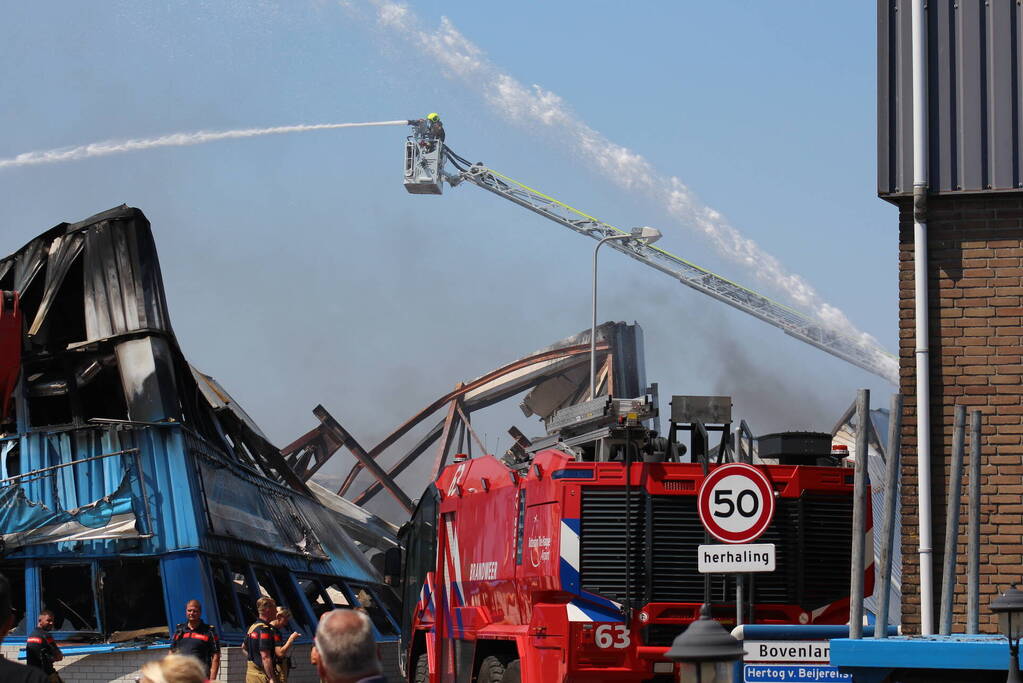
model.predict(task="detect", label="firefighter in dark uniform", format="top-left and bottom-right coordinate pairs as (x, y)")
top-left (271, 607), bottom-right (301, 682)
top-left (425, 112), bottom-right (445, 143)
top-left (246, 597), bottom-right (282, 683)
top-left (26, 610), bottom-right (63, 682)
top-left (0, 573), bottom-right (47, 683)
top-left (408, 112), bottom-right (445, 150)
top-left (170, 599), bottom-right (221, 680)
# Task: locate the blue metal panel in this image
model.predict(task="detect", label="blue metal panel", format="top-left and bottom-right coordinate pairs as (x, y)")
top-left (23, 561), bottom-right (39, 637)
top-left (161, 552), bottom-right (215, 633)
top-left (7, 420), bottom-right (386, 640)
top-left (143, 427), bottom-right (202, 551)
top-left (8, 422), bottom-right (382, 590)
top-left (8, 424), bottom-right (204, 559)
top-left (17, 642), bottom-right (171, 660)
top-left (831, 635), bottom-right (1009, 671)
top-left (186, 436), bottom-right (381, 582)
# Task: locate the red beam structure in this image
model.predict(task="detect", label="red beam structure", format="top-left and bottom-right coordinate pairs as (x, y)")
top-left (336, 340), bottom-right (607, 500)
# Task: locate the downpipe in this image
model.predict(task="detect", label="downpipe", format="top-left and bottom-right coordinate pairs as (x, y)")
top-left (912, 0), bottom-right (934, 636)
top-left (914, 184), bottom-right (934, 635)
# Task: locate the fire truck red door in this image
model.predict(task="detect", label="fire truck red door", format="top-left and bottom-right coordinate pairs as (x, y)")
top-left (0, 291), bottom-right (22, 423)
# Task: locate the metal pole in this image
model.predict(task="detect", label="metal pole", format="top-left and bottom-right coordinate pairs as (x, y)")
top-left (736, 574), bottom-right (744, 626)
top-left (939, 405), bottom-right (966, 634)
top-left (849, 389), bottom-right (870, 639)
top-left (0, 447), bottom-right (140, 485)
top-left (967, 409), bottom-right (982, 633)
top-left (704, 529), bottom-right (711, 608)
top-left (1010, 645), bottom-right (1023, 683)
top-left (590, 234), bottom-right (632, 400)
top-left (738, 422), bottom-right (755, 623)
top-left (876, 394), bottom-right (904, 638)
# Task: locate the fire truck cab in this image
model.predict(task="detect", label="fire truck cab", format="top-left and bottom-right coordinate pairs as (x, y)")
top-left (396, 394), bottom-right (869, 682)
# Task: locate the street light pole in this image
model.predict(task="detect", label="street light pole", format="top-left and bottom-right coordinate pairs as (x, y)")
top-left (590, 227), bottom-right (662, 400)
top-left (590, 234), bottom-right (633, 400)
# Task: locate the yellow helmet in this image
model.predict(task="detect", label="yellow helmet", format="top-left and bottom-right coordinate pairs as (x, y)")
top-left (427, 112), bottom-right (440, 121)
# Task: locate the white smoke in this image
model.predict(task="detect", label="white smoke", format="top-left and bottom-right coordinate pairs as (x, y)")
top-left (0, 120), bottom-right (408, 170)
top-left (348, 1), bottom-right (896, 381)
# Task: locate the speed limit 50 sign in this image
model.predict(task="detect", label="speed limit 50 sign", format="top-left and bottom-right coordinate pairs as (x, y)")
top-left (697, 463), bottom-right (775, 544)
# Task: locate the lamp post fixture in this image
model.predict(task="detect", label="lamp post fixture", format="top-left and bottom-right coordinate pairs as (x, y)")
top-left (589, 226), bottom-right (662, 400)
top-left (665, 604), bottom-right (745, 683)
top-left (992, 585), bottom-right (1023, 683)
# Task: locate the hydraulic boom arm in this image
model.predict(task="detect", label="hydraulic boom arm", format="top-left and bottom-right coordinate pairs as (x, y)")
top-left (439, 146), bottom-right (897, 384)
top-left (401, 129), bottom-right (895, 383)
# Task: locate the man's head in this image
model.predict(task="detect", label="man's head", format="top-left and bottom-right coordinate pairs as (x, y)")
top-left (38, 609), bottom-right (55, 631)
top-left (311, 609), bottom-right (380, 683)
top-left (140, 653), bottom-right (206, 683)
top-left (0, 573), bottom-right (11, 642)
top-left (185, 600), bottom-right (202, 625)
top-left (256, 597), bottom-right (277, 622)
top-left (427, 112), bottom-right (440, 122)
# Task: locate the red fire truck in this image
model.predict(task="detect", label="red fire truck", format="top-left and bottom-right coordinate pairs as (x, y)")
top-left (395, 394), bottom-right (871, 682)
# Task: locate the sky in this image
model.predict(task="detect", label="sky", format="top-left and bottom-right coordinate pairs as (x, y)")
top-left (0, 2), bottom-right (897, 521)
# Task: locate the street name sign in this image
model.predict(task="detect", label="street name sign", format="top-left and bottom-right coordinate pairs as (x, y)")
top-left (742, 639), bottom-right (849, 683)
top-left (743, 640), bottom-right (829, 663)
top-left (698, 543), bottom-right (775, 573)
top-left (743, 665), bottom-right (851, 682)
top-left (697, 463), bottom-right (776, 543)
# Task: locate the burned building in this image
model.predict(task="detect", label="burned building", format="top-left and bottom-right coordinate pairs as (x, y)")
top-left (0, 206), bottom-right (400, 681)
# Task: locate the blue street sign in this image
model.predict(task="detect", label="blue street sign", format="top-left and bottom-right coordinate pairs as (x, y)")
top-left (743, 664), bottom-right (852, 682)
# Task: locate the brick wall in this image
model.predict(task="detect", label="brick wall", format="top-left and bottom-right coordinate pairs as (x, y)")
top-left (898, 193), bottom-right (1023, 634)
top-left (1, 643), bottom-right (177, 683)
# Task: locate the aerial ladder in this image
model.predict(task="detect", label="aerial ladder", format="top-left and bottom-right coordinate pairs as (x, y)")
top-left (403, 127), bottom-right (898, 384)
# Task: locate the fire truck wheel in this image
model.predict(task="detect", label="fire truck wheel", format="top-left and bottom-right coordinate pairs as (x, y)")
top-left (413, 653), bottom-right (429, 683)
top-left (500, 659), bottom-right (520, 683)
top-left (477, 655), bottom-right (506, 682)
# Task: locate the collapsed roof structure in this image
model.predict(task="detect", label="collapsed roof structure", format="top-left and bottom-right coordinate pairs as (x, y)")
top-left (281, 321), bottom-right (650, 511)
top-left (0, 206), bottom-right (401, 661)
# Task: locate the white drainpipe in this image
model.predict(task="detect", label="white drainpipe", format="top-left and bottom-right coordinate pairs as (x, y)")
top-left (912, 0), bottom-right (934, 636)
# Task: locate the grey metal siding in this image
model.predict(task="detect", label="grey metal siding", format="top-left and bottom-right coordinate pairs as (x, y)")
top-left (879, 0), bottom-right (1023, 196)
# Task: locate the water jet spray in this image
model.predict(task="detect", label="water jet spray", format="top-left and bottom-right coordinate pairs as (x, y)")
top-left (0, 120), bottom-right (409, 170)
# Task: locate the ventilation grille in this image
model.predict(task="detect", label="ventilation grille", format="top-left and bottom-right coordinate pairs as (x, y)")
top-left (578, 488), bottom-right (644, 600)
top-left (579, 489), bottom-right (854, 613)
top-left (579, 490), bottom-right (730, 606)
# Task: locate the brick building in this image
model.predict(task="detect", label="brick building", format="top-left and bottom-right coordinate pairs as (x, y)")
top-left (896, 195), bottom-right (1023, 634)
top-left (880, 0), bottom-right (1023, 635)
